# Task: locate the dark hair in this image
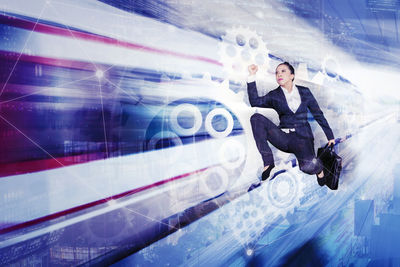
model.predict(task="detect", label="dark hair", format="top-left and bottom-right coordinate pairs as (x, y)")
top-left (277, 62), bottom-right (295, 81)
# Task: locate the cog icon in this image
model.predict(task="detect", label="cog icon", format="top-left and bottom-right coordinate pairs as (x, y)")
top-left (219, 26), bottom-right (270, 85)
top-left (227, 200), bottom-right (270, 246)
top-left (207, 165), bottom-right (307, 247)
top-left (265, 168), bottom-right (305, 211)
top-left (214, 194), bottom-right (271, 247)
top-left (254, 164), bottom-right (307, 219)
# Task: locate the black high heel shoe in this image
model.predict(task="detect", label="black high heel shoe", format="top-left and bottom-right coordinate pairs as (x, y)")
top-left (261, 164), bottom-right (275, 181)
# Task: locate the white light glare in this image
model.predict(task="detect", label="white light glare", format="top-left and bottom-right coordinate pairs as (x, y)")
top-left (96, 69), bottom-right (104, 79)
top-left (246, 248), bottom-right (253, 256)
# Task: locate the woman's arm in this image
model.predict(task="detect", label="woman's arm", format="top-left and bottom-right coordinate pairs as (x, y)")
top-left (306, 88), bottom-right (335, 141)
top-left (247, 64), bottom-right (273, 108)
top-left (247, 81), bottom-right (273, 108)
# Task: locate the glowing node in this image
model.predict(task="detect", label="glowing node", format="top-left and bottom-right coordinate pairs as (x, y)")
top-left (95, 69), bottom-right (104, 79)
top-left (246, 248), bottom-right (253, 256)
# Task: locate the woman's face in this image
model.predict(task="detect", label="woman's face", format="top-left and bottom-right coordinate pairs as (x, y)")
top-left (275, 64), bottom-right (294, 87)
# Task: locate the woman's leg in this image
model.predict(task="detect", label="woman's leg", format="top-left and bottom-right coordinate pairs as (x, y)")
top-left (250, 113), bottom-right (291, 167)
top-left (290, 136), bottom-right (323, 175)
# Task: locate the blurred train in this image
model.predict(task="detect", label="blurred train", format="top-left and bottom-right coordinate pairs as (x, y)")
top-left (0, 0), bottom-right (364, 265)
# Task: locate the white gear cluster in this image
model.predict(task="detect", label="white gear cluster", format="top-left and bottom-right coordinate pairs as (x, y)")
top-left (149, 73), bottom-right (252, 235)
top-left (222, 196), bottom-right (270, 246)
top-left (208, 164), bottom-right (307, 247)
top-left (195, 73), bottom-right (255, 189)
top-left (264, 165), bottom-right (306, 212)
top-left (218, 26), bottom-right (270, 85)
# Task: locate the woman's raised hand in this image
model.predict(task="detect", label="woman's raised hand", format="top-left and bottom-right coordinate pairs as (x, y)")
top-left (248, 64), bottom-right (258, 75)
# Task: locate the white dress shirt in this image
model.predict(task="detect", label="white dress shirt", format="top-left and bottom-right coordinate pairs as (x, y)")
top-left (281, 85), bottom-right (301, 113)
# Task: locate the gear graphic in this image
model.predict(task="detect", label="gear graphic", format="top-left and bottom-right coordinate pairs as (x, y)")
top-left (262, 165), bottom-right (306, 215)
top-left (139, 72), bottom-right (253, 226)
top-left (208, 164), bottom-right (307, 247)
top-left (138, 70), bottom-right (280, 247)
top-left (224, 198), bottom-right (270, 246)
top-left (219, 26), bottom-right (270, 85)
top-left (205, 192), bottom-right (271, 247)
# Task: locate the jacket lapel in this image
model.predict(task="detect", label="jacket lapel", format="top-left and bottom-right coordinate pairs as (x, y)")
top-left (277, 86), bottom-right (295, 114)
top-left (295, 86), bottom-right (306, 114)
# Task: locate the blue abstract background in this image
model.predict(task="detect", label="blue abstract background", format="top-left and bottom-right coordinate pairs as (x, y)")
top-left (0, 0), bottom-right (399, 266)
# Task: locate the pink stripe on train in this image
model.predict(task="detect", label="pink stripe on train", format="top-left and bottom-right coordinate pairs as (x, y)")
top-left (0, 14), bottom-right (222, 66)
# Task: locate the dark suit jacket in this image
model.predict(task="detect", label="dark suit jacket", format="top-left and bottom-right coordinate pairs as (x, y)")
top-left (247, 82), bottom-right (334, 141)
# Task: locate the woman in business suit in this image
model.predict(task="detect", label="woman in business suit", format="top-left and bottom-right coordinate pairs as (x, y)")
top-left (247, 62), bottom-right (335, 185)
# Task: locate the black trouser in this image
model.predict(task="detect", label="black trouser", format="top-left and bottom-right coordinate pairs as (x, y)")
top-left (250, 113), bottom-right (323, 175)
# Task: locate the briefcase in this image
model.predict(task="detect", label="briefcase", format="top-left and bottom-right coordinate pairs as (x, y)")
top-left (317, 144), bottom-right (342, 190)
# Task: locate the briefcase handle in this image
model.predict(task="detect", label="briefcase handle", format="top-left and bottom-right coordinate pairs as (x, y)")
top-left (323, 143), bottom-right (334, 150)
top-left (324, 137), bottom-right (341, 150)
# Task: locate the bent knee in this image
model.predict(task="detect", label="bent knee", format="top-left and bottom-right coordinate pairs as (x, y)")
top-left (250, 113), bottom-right (272, 126)
top-left (299, 158), bottom-right (322, 175)
top-left (250, 113), bottom-right (263, 123)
